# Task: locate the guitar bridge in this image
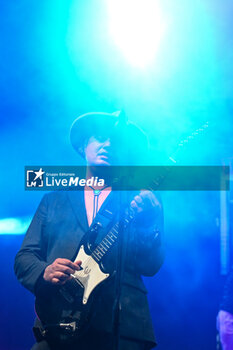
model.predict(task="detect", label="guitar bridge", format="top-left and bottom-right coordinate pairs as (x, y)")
top-left (71, 274), bottom-right (84, 288)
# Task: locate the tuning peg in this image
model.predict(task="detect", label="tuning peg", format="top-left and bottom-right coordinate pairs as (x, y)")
top-left (153, 180), bottom-right (159, 186)
top-left (169, 157), bottom-right (177, 163)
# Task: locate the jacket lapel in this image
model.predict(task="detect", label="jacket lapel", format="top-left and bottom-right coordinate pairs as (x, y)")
top-left (67, 191), bottom-right (89, 233)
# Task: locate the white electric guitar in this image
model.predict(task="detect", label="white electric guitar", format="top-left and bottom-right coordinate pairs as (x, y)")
top-left (72, 212), bottom-right (133, 305)
top-left (71, 122), bottom-right (209, 306)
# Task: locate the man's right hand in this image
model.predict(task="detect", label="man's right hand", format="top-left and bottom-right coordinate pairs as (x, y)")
top-left (43, 258), bottom-right (82, 285)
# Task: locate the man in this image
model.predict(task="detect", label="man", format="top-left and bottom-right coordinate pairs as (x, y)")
top-left (14, 112), bottom-right (165, 350)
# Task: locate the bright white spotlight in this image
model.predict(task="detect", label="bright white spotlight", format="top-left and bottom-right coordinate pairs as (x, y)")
top-left (107, 0), bottom-right (166, 67)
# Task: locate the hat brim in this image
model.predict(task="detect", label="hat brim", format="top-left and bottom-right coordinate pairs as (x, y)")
top-left (70, 112), bottom-right (118, 156)
top-left (70, 112), bottom-right (148, 162)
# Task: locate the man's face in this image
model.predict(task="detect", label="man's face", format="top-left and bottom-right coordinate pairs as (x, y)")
top-left (84, 135), bottom-right (113, 166)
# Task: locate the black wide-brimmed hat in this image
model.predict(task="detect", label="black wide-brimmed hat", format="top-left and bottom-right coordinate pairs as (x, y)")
top-left (70, 111), bottom-right (148, 162)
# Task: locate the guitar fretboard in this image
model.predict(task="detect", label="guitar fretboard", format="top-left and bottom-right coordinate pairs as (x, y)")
top-left (91, 210), bottom-right (135, 262)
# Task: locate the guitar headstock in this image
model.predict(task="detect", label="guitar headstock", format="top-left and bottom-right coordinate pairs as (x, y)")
top-left (169, 121), bottom-right (209, 165)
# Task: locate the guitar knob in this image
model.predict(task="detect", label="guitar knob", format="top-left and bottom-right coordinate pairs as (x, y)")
top-left (92, 222), bottom-right (102, 232)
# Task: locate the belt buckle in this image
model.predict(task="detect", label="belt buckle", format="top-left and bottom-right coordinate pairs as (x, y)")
top-left (59, 321), bottom-right (77, 333)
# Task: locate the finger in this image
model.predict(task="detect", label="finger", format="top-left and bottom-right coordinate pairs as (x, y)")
top-left (51, 274), bottom-right (70, 284)
top-left (56, 258), bottom-right (80, 271)
top-left (74, 260), bottom-right (82, 269)
top-left (54, 264), bottom-right (76, 275)
top-left (130, 200), bottom-right (143, 213)
top-left (130, 200), bottom-right (138, 209)
top-left (52, 271), bottom-right (71, 281)
top-left (139, 190), bottom-right (153, 203)
top-left (140, 190), bottom-right (159, 208)
top-left (51, 278), bottom-right (70, 286)
top-left (51, 277), bottom-right (61, 284)
top-left (134, 195), bottom-right (143, 205)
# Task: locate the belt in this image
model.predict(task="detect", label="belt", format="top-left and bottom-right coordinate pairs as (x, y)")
top-left (33, 320), bottom-right (80, 344)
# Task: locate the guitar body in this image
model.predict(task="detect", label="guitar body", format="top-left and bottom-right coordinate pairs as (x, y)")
top-left (35, 234), bottom-right (111, 339)
top-left (73, 245), bottom-right (109, 305)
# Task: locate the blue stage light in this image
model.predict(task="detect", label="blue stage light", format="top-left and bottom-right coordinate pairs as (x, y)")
top-left (0, 217), bottom-right (31, 235)
top-left (106, 0), bottom-right (167, 67)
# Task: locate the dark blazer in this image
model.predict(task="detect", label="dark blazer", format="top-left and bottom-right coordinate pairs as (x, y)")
top-left (14, 191), bottom-right (164, 345)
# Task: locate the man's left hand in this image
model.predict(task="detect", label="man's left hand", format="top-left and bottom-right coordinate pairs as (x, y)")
top-left (130, 190), bottom-right (161, 216)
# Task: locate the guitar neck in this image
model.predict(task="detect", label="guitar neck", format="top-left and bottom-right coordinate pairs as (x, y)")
top-left (91, 209), bottom-right (135, 262)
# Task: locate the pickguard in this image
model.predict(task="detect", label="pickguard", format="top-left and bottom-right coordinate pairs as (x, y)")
top-left (73, 245), bottom-right (109, 304)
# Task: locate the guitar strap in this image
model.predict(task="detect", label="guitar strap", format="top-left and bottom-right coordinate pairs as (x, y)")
top-left (84, 191), bottom-right (121, 247)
